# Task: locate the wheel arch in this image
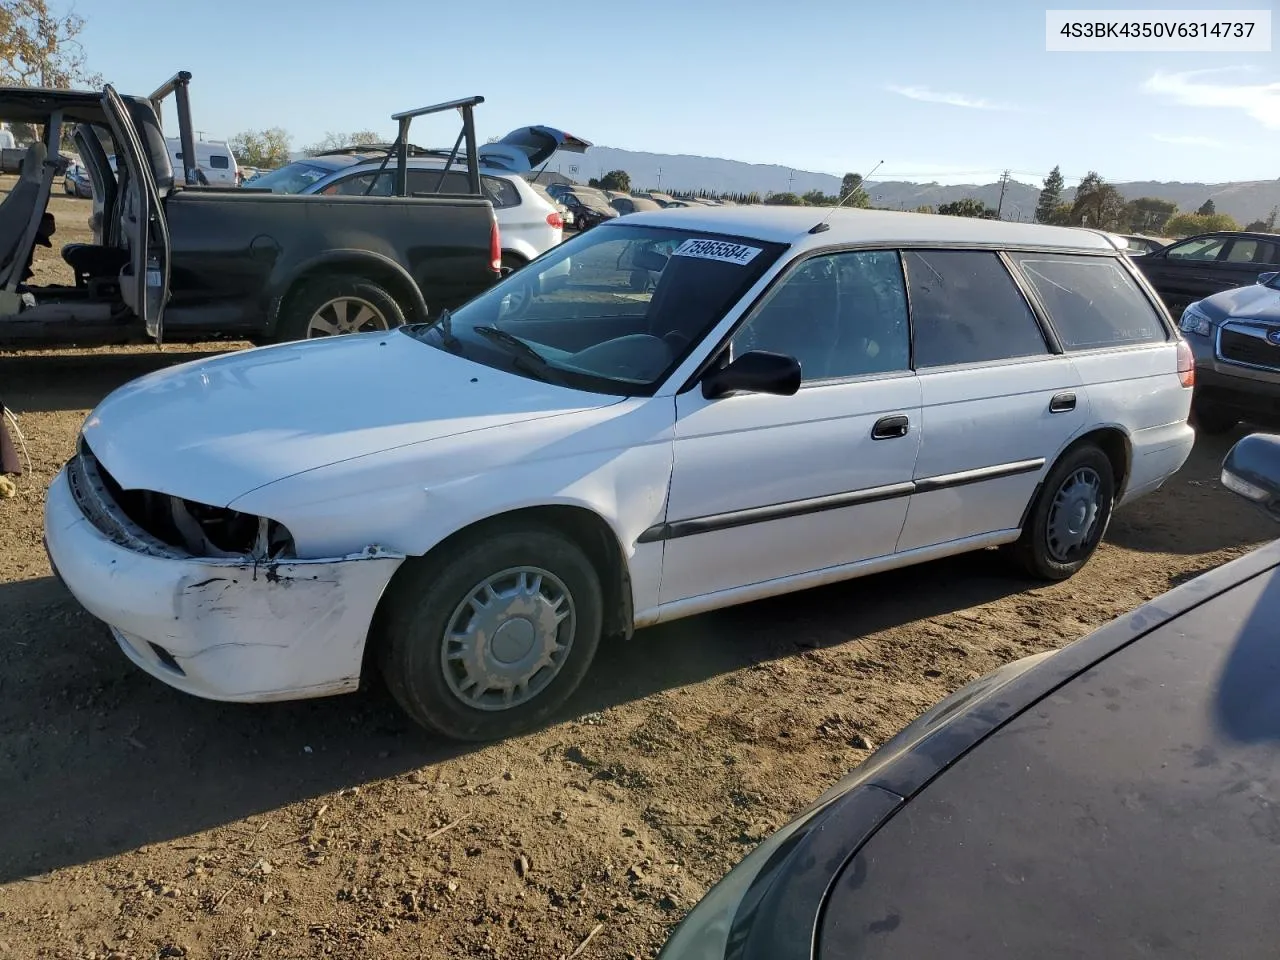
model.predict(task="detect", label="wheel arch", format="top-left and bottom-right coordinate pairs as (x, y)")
top-left (1020, 426), bottom-right (1132, 531)
top-left (367, 503), bottom-right (635, 666)
top-left (269, 250), bottom-right (429, 335)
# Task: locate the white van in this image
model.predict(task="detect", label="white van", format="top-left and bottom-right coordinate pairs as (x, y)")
top-left (164, 137), bottom-right (239, 186)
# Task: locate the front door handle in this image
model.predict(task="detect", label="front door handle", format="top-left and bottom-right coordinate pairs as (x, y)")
top-left (1049, 392), bottom-right (1077, 414)
top-left (872, 414), bottom-right (910, 440)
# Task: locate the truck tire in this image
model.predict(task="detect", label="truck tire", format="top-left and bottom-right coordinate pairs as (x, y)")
top-left (275, 274), bottom-right (406, 342)
top-left (1011, 444), bottom-right (1115, 582)
top-left (375, 523), bottom-right (604, 742)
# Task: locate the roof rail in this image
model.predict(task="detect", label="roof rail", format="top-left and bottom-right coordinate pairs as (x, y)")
top-left (390, 96), bottom-right (485, 122)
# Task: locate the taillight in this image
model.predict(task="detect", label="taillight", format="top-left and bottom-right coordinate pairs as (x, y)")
top-left (1176, 336), bottom-right (1195, 388)
top-left (547, 211), bottom-right (563, 230)
top-left (490, 219), bottom-right (501, 274)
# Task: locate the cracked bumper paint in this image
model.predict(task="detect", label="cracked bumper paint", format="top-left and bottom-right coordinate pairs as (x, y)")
top-left (44, 467), bottom-right (405, 702)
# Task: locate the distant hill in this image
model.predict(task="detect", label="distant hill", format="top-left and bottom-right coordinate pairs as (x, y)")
top-left (544, 145), bottom-right (1280, 225)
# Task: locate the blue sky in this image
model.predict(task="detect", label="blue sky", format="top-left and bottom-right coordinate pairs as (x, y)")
top-left (75, 0), bottom-right (1278, 187)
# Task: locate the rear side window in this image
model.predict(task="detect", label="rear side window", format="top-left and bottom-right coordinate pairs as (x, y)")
top-left (1011, 253), bottom-right (1168, 351)
top-left (409, 169), bottom-right (472, 195)
top-left (902, 250), bottom-right (1048, 368)
top-left (208, 155), bottom-right (229, 169)
top-left (1225, 238), bottom-right (1280, 265)
top-left (482, 175), bottom-right (521, 209)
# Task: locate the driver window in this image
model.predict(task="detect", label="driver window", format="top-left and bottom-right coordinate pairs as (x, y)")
top-left (731, 250), bottom-right (909, 382)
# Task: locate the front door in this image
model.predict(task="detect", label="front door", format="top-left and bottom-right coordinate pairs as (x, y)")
top-left (894, 249), bottom-right (1087, 552)
top-left (101, 85), bottom-right (170, 342)
top-left (1140, 235), bottom-right (1272, 318)
top-left (658, 249), bottom-right (922, 607)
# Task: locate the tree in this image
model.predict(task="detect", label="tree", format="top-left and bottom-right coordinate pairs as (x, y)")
top-left (1246, 220), bottom-right (1269, 232)
top-left (1035, 165), bottom-right (1064, 223)
top-left (1124, 197), bottom-right (1178, 235)
top-left (1047, 201), bottom-right (1074, 226)
top-left (598, 169), bottom-right (631, 192)
top-left (802, 189), bottom-right (831, 206)
top-left (229, 128), bottom-right (292, 169)
top-left (764, 191), bottom-right (804, 206)
top-left (0, 0), bottom-right (98, 88)
top-left (937, 197), bottom-right (996, 218)
top-left (1070, 171), bottom-right (1127, 230)
top-left (1196, 199), bottom-right (1216, 216)
top-left (914, 204), bottom-right (935, 214)
top-left (1245, 209), bottom-right (1278, 233)
top-left (1164, 212), bottom-right (1240, 237)
top-left (839, 172), bottom-right (870, 208)
top-left (302, 130), bottom-right (384, 156)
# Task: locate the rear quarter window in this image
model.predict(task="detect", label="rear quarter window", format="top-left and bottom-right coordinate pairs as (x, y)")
top-left (482, 176), bottom-right (521, 209)
top-left (208, 155), bottom-right (230, 169)
top-left (902, 249), bottom-right (1049, 368)
top-left (1010, 253), bottom-right (1168, 351)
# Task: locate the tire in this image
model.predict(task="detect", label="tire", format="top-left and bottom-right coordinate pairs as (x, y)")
top-left (1011, 444), bottom-right (1115, 581)
top-left (1192, 400), bottom-right (1238, 436)
top-left (274, 273), bottom-right (406, 342)
top-left (501, 252), bottom-right (527, 275)
top-left (375, 523), bottom-right (604, 741)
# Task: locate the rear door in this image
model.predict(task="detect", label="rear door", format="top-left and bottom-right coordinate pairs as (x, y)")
top-left (1138, 235), bottom-right (1237, 317)
top-left (102, 86), bottom-right (170, 342)
top-left (895, 248), bottom-right (1086, 553)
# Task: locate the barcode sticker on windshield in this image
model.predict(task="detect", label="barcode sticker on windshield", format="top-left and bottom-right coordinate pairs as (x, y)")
top-left (672, 239), bottom-right (762, 266)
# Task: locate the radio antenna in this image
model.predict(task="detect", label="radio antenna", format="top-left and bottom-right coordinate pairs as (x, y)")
top-left (810, 159), bottom-right (885, 234)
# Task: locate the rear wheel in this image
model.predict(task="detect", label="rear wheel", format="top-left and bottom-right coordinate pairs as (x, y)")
top-left (1012, 444), bottom-right (1115, 581)
top-left (375, 524), bottom-right (604, 741)
top-left (1192, 400), bottom-right (1238, 436)
top-left (275, 274), bottom-right (406, 342)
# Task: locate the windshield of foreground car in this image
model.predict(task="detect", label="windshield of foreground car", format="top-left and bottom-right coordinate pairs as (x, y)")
top-left (245, 160), bottom-right (347, 194)
top-left (402, 224), bottom-right (787, 395)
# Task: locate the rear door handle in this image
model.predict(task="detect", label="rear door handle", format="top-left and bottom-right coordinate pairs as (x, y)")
top-left (1049, 392), bottom-right (1077, 413)
top-left (872, 414), bottom-right (910, 440)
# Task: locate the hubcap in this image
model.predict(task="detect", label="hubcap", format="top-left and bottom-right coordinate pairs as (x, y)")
top-left (1046, 466), bottom-right (1104, 563)
top-left (440, 567), bottom-right (575, 712)
top-left (306, 296), bottom-right (388, 338)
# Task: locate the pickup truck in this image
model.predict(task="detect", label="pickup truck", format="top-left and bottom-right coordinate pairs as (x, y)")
top-left (0, 75), bottom-right (505, 345)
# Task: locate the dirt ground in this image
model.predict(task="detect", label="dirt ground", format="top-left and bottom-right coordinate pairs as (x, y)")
top-left (0, 334), bottom-right (1269, 960)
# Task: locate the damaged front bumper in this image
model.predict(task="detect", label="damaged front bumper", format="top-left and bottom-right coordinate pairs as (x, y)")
top-left (44, 465), bottom-right (405, 703)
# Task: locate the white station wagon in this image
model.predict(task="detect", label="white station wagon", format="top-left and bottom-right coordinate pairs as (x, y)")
top-left (44, 207), bottom-right (1197, 741)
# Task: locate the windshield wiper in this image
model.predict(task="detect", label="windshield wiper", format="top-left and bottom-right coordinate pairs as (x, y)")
top-left (472, 325), bottom-right (566, 385)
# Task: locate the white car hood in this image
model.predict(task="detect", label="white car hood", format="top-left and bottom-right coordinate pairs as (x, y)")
top-left (82, 331), bottom-right (622, 508)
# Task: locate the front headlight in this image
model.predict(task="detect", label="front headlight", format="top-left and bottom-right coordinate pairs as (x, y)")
top-left (1179, 303), bottom-right (1212, 338)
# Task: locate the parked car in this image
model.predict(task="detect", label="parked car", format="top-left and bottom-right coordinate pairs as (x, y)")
top-left (529, 180), bottom-right (573, 229)
top-left (45, 207), bottom-right (1194, 742)
top-left (62, 161), bottom-right (92, 198)
top-left (610, 195), bottom-right (663, 216)
top-left (1178, 270), bottom-right (1280, 433)
top-left (560, 187), bottom-right (617, 230)
top-left (0, 79), bottom-right (501, 345)
top-left (1134, 230), bottom-right (1280, 319)
top-left (1117, 233), bottom-right (1169, 256)
top-left (658, 429), bottom-right (1280, 960)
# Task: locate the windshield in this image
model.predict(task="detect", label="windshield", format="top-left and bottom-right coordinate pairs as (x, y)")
top-left (246, 160), bottom-right (345, 194)
top-left (402, 223), bottom-right (786, 395)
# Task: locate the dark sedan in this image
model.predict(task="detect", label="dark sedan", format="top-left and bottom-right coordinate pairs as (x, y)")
top-left (560, 188), bottom-right (618, 231)
top-left (659, 431), bottom-right (1280, 960)
top-left (1135, 230), bottom-right (1280, 319)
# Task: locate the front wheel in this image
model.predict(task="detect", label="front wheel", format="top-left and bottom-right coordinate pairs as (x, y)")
top-left (375, 524), bottom-right (604, 741)
top-left (275, 273), bottom-right (406, 342)
top-left (1011, 445), bottom-right (1115, 581)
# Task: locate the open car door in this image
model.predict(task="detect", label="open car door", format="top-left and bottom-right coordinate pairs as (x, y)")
top-left (478, 126), bottom-right (592, 174)
top-left (101, 84), bottom-right (170, 342)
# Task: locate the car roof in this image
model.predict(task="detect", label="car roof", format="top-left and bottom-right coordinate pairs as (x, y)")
top-left (818, 546), bottom-right (1280, 959)
top-left (615, 205), bottom-right (1120, 251)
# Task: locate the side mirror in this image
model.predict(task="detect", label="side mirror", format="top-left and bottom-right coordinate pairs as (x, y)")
top-left (1222, 433), bottom-right (1280, 520)
top-left (1259, 271), bottom-right (1279, 288)
top-left (702, 350), bottom-right (801, 400)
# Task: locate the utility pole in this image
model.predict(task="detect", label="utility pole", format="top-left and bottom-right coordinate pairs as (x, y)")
top-left (996, 169), bottom-right (1011, 219)
top-left (787, 169), bottom-right (795, 192)
top-left (656, 166), bottom-right (663, 189)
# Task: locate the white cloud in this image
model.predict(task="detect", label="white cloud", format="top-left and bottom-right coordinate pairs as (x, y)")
top-left (1143, 67), bottom-right (1280, 129)
top-left (1150, 133), bottom-right (1227, 148)
top-left (885, 85), bottom-right (1015, 111)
